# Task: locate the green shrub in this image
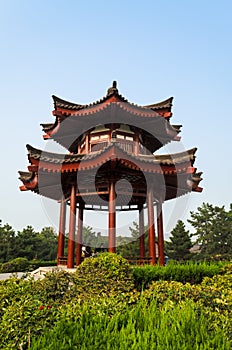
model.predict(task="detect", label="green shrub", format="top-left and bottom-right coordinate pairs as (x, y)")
top-left (0, 296), bottom-right (59, 350)
top-left (132, 261), bottom-right (222, 290)
top-left (0, 257), bottom-right (30, 273)
top-left (69, 253), bottom-right (135, 299)
top-left (34, 270), bottom-right (74, 303)
top-left (29, 260), bottom-right (57, 270)
top-left (0, 259), bottom-right (57, 273)
top-left (142, 277), bottom-right (232, 314)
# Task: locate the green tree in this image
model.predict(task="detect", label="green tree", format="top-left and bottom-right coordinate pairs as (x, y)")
top-left (117, 222), bottom-right (149, 258)
top-left (82, 225), bottom-right (97, 247)
top-left (166, 220), bottom-right (192, 261)
top-left (0, 222), bottom-right (58, 263)
top-left (188, 202), bottom-right (232, 260)
top-left (16, 226), bottom-right (40, 260)
top-left (37, 227), bottom-right (58, 260)
top-left (0, 223), bottom-right (16, 262)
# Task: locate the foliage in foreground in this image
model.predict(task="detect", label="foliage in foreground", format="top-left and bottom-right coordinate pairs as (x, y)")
top-left (31, 300), bottom-right (231, 350)
top-left (0, 255), bottom-right (231, 349)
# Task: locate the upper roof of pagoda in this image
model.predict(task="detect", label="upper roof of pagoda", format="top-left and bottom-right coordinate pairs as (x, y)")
top-left (51, 81), bottom-right (173, 118)
top-left (41, 82), bottom-right (179, 153)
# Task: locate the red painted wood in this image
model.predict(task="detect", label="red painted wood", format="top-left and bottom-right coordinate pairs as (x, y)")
top-left (57, 200), bottom-right (66, 262)
top-left (139, 204), bottom-right (145, 258)
top-left (76, 204), bottom-right (84, 266)
top-left (147, 189), bottom-right (156, 265)
top-left (67, 183), bottom-right (77, 268)
top-left (108, 181), bottom-right (116, 253)
top-left (157, 201), bottom-right (165, 266)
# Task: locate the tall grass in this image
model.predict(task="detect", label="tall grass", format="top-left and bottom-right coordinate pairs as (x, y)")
top-left (31, 299), bottom-right (230, 350)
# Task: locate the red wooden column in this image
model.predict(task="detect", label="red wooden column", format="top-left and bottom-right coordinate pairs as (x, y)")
top-left (157, 201), bottom-right (165, 266)
top-left (139, 204), bottom-right (145, 258)
top-left (147, 188), bottom-right (156, 265)
top-left (108, 180), bottom-right (116, 253)
top-left (76, 203), bottom-right (84, 266)
top-left (57, 199), bottom-right (67, 264)
top-left (67, 183), bottom-right (77, 268)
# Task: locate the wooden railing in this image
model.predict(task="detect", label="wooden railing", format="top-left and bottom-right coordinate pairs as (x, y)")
top-left (58, 256), bottom-right (152, 266)
top-left (90, 140), bottom-right (147, 155)
top-left (125, 257), bottom-right (152, 265)
top-left (57, 256), bottom-right (68, 266)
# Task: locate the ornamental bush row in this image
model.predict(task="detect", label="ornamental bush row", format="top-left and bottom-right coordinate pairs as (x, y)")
top-left (132, 260), bottom-right (224, 290)
top-left (0, 258), bottom-right (57, 273)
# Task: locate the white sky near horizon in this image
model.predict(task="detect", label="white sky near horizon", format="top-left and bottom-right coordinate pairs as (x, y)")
top-left (0, 1), bottom-right (231, 239)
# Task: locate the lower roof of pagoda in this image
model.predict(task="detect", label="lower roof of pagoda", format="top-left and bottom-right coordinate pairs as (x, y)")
top-left (18, 142), bottom-right (203, 204)
top-left (41, 98), bottom-right (179, 153)
top-left (24, 142), bottom-right (198, 173)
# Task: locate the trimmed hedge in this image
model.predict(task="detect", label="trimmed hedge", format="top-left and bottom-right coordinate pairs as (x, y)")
top-left (0, 257), bottom-right (30, 273)
top-left (0, 258), bottom-right (57, 273)
top-left (132, 261), bottom-right (223, 290)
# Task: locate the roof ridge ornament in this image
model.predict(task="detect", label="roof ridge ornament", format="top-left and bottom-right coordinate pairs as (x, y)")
top-left (107, 81), bottom-right (118, 96)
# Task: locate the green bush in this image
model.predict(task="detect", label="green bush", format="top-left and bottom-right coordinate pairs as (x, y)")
top-left (29, 260), bottom-right (57, 270)
top-left (35, 270), bottom-right (74, 302)
top-left (132, 261), bottom-right (222, 290)
top-left (0, 258), bottom-right (57, 273)
top-left (69, 253), bottom-right (135, 300)
top-left (142, 277), bottom-right (232, 314)
top-left (0, 296), bottom-right (59, 349)
top-left (0, 257), bottom-right (30, 273)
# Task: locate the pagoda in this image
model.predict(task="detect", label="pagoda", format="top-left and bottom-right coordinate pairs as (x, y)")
top-left (19, 82), bottom-right (202, 267)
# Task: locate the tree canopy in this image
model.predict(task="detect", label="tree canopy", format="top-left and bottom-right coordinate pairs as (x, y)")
top-left (188, 203), bottom-right (232, 260)
top-left (0, 223), bottom-right (57, 263)
top-left (166, 220), bottom-right (192, 261)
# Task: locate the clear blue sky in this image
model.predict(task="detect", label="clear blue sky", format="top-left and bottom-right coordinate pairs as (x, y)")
top-left (0, 1), bottom-right (231, 238)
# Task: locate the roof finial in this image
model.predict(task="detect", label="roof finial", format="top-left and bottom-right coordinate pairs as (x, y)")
top-left (107, 80), bottom-right (118, 96)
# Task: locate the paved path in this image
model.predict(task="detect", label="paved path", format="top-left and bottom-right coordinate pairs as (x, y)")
top-left (0, 272), bottom-right (24, 280)
top-left (0, 266), bottom-right (77, 281)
